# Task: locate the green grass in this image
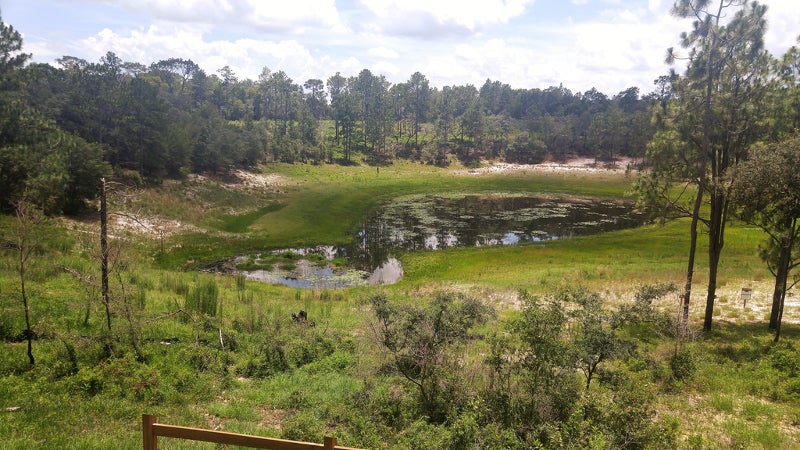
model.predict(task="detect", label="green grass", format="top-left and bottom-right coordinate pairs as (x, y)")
top-left (397, 219), bottom-right (766, 294)
top-left (2, 162), bottom-right (798, 448)
top-left (153, 161), bottom-right (635, 268)
top-left (218, 203), bottom-right (286, 233)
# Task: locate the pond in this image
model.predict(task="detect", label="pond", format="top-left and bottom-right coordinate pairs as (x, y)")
top-left (221, 194), bottom-right (646, 288)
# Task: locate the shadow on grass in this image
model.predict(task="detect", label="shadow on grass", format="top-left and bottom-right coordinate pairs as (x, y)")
top-left (219, 203), bottom-right (286, 233)
top-left (705, 321), bottom-right (800, 363)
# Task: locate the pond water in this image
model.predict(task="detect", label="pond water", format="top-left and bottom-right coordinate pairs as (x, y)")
top-left (225, 194), bottom-right (646, 288)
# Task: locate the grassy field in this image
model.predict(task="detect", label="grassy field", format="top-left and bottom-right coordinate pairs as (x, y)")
top-left (150, 161), bottom-right (635, 267)
top-left (1, 161), bottom-right (798, 449)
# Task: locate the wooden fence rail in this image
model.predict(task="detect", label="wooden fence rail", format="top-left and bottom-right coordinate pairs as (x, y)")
top-left (143, 414), bottom-right (362, 450)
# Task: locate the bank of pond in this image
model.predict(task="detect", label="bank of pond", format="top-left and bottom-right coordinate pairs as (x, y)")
top-left (207, 193), bottom-right (646, 288)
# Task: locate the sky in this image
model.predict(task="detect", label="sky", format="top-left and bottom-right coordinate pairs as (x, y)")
top-left (2, 0), bottom-right (799, 96)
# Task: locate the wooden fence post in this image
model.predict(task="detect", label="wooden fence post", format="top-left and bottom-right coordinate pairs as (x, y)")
top-left (143, 414), bottom-right (157, 450)
top-left (324, 436), bottom-right (337, 450)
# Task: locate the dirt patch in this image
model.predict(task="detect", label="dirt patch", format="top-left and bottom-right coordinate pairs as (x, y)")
top-left (112, 214), bottom-right (201, 238)
top-left (225, 170), bottom-right (285, 191)
top-left (259, 407), bottom-right (294, 430)
top-left (459, 157), bottom-right (637, 176)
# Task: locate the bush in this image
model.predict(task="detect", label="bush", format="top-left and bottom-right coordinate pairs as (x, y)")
top-left (181, 345), bottom-right (230, 374)
top-left (396, 419), bottom-right (451, 450)
top-left (50, 339), bottom-right (79, 379)
top-left (281, 411), bottom-right (324, 443)
top-left (238, 341), bottom-right (289, 378)
top-left (369, 291), bottom-right (494, 424)
top-left (769, 345), bottom-right (800, 376)
top-left (0, 314), bottom-right (18, 342)
top-left (669, 350), bottom-right (697, 381)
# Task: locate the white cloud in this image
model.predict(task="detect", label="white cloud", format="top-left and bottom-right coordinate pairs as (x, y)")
top-left (10, 0), bottom-right (800, 97)
top-left (762, 0), bottom-right (800, 55)
top-left (566, 8), bottom-right (688, 92)
top-left (79, 24), bottom-right (327, 82)
top-left (647, 0), bottom-right (665, 14)
top-left (367, 46), bottom-right (400, 59)
top-left (72, 0), bottom-right (687, 93)
top-left (86, 0), bottom-right (345, 33)
top-left (244, 0), bottom-right (344, 32)
top-left (360, 0), bottom-right (534, 32)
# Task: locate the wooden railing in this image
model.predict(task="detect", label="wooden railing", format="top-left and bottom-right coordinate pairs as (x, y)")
top-left (143, 414), bottom-right (362, 450)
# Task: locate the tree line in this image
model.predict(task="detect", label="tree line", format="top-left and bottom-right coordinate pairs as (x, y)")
top-left (1, 13), bottom-right (657, 214)
top-left (2, 0), bottom-right (800, 339)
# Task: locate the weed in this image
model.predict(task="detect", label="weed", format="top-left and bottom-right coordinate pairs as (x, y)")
top-left (185, 278), bottom-right (219, 317)
top-left (707, 394), bottom-right (736, 413)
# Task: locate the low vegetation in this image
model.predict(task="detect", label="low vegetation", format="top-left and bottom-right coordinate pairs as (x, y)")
top-left (2, 2), bottom-right (800, 446)
top-left (1, 162), bottom-right (797, 449)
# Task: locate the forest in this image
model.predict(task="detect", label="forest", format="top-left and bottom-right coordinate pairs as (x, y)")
top-left (3, 0), bottom-right (800, 448)
top-left (1, 11), bottom-right (659, 215)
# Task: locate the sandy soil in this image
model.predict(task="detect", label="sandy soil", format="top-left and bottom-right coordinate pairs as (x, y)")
top-left (111, 214), bottom-right (201, 238)
top-left (458, 157), bottom-right (637, 176)
top-left (225, 170), bottom-right (285, 190)
top-left (107, 170), bottom-right (286, 238)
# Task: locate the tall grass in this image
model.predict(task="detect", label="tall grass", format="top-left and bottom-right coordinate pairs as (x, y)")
top-left (185, 278), bottom-right (219, 317)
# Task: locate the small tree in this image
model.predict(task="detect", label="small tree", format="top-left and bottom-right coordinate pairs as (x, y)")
top-left (732, 133), bottom-right (800, 341)
top-left (506, 289), bottom-right (581, 441)
top-left (369, 291), bottom-right (493, 423)
top-left (566, 287), bottom-right (627, 390)
top-left (9, 198), bottom-right (45, 365)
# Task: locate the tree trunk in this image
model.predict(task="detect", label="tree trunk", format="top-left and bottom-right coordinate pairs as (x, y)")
top-left (100, 178), bottom-right (111, 333)
top-left (774, 272), bottom-right (788, 342)
top-left (773, 226), bottom-right (796, 341)
top-left (704, 248), bottom-right (721, 331)
top-left (683, 177), bottom-right (705, 324)
top-left (20, 255), bottom-right (34, 366)
top-left (704, 192), bottom-right (726, 332)
top-left (769, 240), bottom-right (792, 330)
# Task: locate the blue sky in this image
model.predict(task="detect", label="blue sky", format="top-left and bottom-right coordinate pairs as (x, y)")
top-left (2, 0), bottom-right (798, 95)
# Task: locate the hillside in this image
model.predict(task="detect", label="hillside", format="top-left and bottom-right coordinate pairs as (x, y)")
top-left (2, 162), bottom-right (799, 448)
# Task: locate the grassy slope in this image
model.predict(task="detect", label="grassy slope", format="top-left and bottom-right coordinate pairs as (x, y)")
top-left (1, 161), bottom-right (797, 449)
top-left (156, 161), bottom-right (638, 268)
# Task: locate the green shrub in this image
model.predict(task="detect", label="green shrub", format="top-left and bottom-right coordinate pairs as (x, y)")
top-left (669, 350), bottom-right (697, 381)
top-left (284, 334), bottom-right (335, 368)
top-left (237, 328), bottom-right (336, 378)
top-left (336, 412), bottom-right (387, 449)
top-left (281, 411), bottom-right (324, 443)
top-left (785, 378), bottom-right (800, 399)
top-left (0, 313), bottom-right (17, 342)
top-left (769, 345), bottom-right (800, 376)
top-left (238, 341), bottom-right (289, 378)
top-left (50, 339), bottom-right (79, 379)
top-left (396, 419), bottom-right (451, 450)
top-left (180, 345), bottom-right (230, 374)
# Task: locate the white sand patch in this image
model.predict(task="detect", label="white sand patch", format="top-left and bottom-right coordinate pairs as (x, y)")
top-left (226, 170), bottom-right (285, 190)
top-left (459, 157), bottom-right (636, 176)
top-left (687, 280), bottom-right (800, 325)
top-left (112, 214), bottom-right (201, 238)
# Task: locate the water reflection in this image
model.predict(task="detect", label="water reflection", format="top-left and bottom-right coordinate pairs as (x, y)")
top-left (230, 194), bottom-right (645, 288)
top-left (346, 194), bottom-right (644, 271)
top-left (241, 257), bottom-right (404, 288)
